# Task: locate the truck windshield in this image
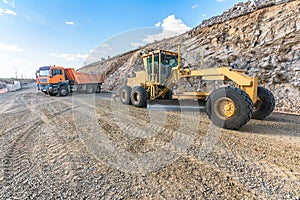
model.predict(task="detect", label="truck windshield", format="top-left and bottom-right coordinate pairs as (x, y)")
top-left (39, 70), bottom-right (50, 77)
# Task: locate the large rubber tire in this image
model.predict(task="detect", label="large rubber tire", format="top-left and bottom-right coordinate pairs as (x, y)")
top-left (120, 85), bottom-right (132, 105)
top-left (95, 84), bottom-right (101, 93)
top-left (131, 86), bottom-right (148, 107)
top-left (59, 85), bottom-right (68, 97)
top-left (252, 86), bottom-right (275, 119)
top-left (87, 85), bottom-right (95, 93)
top-left (206, 87), bottom-right (253, 130)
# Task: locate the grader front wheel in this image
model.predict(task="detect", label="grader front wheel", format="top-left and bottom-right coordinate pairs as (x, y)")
top-left (206, 87), bottom-right (253, 130)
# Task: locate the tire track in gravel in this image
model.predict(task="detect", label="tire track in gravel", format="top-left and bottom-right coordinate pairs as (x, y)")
top-left (73, 97), bottom-right (260, 197)
top-left (1, 89), bottom-right (299, 199)
top-left (90, 97), bottom-right (300, 198)
top-left (188, 122), bottom-right (300, 198)
top-left (0, 92), bottom-right (32, 135)
top-left (74, 97), bottom-right (198, 153)
top-left (72, 97), bottom-right (208, 173)
top-left (1, 121), bottom-right (43, 198)
top-left (72, 96), bottom-right (257, 198)
top-left (1, 89), bottom-right (83, 198)
top-left (0, 97), bottom-right (14, 114)
top-left (0, 91), bottom-right (45, 197)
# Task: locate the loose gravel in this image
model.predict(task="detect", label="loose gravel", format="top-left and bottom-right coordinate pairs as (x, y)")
top-left (0, 88), bottom-right (299, 199)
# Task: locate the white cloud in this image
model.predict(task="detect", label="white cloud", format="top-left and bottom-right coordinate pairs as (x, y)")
top-left (51, 53), bottom-right (88, 61)
top-left (216, 0), bottom-right (226, 2)
top-left (160, 15), bottom-right (191, 33)
top-left (2, 0), bottom-right (15, 7)
top-left (192, 4), bottom-right (198, 9)
top-left (130, 42), bottom-right (145, 48)
top-left (0, 8), bottom-right (16, 16)
top-left (202, 14), bottom-right (206, 17)
top-left (0, 42), bottom-right (23, 52)
top-left (143, 15), bottom-right (191, 43)
top-left (155, 22), bottom-right (161, 27)
top-left (65, 21), bottom-right (74, 25)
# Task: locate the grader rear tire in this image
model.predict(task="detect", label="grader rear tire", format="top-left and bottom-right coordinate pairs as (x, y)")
top-left (120, 85), bottom-right (132, 105)
top-left (206, 87), bottom-right (253, 130)
top-left (252, 86), bottom-right (275, 119)
top-left (131, 86), bottom-right (147, 108)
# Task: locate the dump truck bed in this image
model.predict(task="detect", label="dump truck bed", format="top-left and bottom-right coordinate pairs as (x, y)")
top-left (64, 68), bottom-right (104, 84)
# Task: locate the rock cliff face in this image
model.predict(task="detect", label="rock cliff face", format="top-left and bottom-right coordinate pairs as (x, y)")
top-left (80, 0), bottom-right (300, 113)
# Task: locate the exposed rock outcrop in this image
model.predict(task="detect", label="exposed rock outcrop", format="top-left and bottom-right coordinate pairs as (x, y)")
top-left (80, 0), bottom-right (300, 114)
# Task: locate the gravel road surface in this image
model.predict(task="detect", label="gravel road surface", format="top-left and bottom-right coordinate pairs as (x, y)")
top-left (0, 87), bottom-right (299, 199)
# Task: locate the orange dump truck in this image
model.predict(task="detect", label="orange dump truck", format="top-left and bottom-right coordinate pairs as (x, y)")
top-left (38, 65), bottom-right (104, 96)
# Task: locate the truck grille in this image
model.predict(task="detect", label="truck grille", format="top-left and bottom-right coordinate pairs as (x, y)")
top-left (40, 79), bottom-right (47, 83)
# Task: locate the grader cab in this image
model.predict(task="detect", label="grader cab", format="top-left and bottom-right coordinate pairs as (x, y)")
top-left (120, 49), bottom-right (275, 130)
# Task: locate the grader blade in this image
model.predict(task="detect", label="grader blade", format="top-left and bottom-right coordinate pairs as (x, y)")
top-left (147, 99), bottom-right (206, 112)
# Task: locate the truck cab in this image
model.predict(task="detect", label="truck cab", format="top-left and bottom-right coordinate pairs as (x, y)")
top-left (38, 66), bottom-right (50, 93)
top-left (49, 67), bottom-right (66, 84)
top-left (38, 66), bottom-right (69, 96)
top-left (37, 65), bottom-right (104, 97)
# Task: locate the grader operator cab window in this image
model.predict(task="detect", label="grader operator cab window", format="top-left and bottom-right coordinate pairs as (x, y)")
top-left (160, 53), bottom-right (178, 83)
top-left (145, 52), bottom-right (178, 84)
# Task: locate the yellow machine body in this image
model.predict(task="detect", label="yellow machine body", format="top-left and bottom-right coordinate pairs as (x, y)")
top-left (127, 50), bottom-right (258, 104)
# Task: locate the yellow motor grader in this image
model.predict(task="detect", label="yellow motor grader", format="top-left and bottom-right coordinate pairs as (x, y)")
top-left (120, 48), bottom-right (275, 129)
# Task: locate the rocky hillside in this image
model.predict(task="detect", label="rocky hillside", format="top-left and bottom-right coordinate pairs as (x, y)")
top-left (80, 0), bottom-right (300, 114)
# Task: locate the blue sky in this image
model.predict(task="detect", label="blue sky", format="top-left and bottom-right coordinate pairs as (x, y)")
top-left (0, 0), bottom-right (245, 78)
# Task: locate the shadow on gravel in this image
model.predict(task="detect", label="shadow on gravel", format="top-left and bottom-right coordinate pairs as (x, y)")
top-left (262, 112), bottom-right (300, 124)
top-left (239, 112), bottom-right (300, 137)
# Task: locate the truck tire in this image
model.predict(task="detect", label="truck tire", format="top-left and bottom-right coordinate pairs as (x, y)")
top-left (131, 86), bottom-right (147, 107)
top-left (59, 85), bottom-right (68, 97)
top-left (252, 86), bottom-right (275, 119)
top-left (87, 85), bottom-right (95, 93)
top-left (120, 85), bottom-right (132, 105)
top-left (206, 87), bottom-right (253, 130)
top-left (96, 84), bottom-right (101, 93)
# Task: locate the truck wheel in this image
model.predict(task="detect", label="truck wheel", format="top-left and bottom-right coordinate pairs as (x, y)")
top-left (87, 85), bottom-right (95, 93)
top-left (206, 87), bottom-right (253, 130)
top-left (252, 86), bottom-right (275, 119)
top-left (131, 86), bottom-right (147, 107)
top-left (96, 84), bottom-right (101, 93)
top-left (120, 85), bottom-right (132, 105)
top-left (59, 85), bottom-right (68, 97)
